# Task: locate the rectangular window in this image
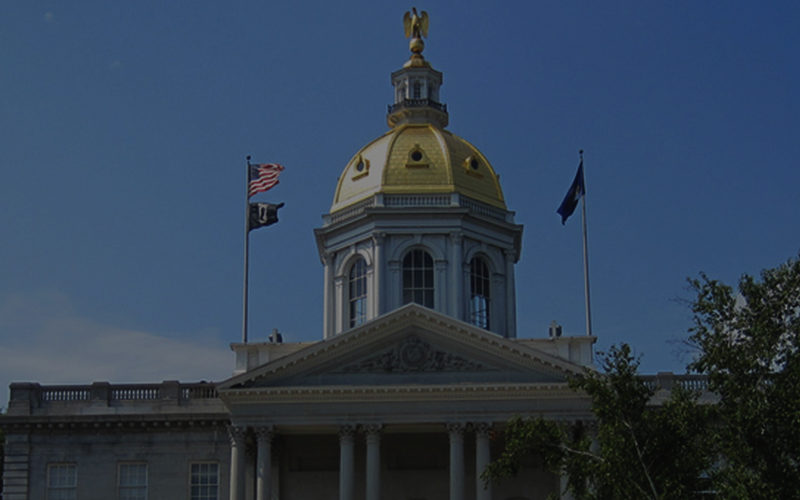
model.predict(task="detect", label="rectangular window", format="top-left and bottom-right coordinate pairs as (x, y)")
top-left (119, 463), bottom-right (147, 500)
top-left (190, 462), bottom-right (219, 500)
top-left (47, 463), bottom-right (77, 500)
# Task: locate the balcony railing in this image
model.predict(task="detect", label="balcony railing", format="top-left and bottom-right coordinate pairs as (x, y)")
top-left (388, 98), bottom-right (447, 114)
top-left (325, 193), bottom-right (510, 226)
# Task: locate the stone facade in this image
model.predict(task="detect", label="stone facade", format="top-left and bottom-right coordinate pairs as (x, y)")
top-left (2, 382), bottom-right (229, 499)
top-left (0, 322), bottom-right (707, 499)
top-left (1, 307), bottom-right (600, 500)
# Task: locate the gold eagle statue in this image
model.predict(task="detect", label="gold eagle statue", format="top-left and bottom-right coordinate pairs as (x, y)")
top-left (403, 8), bottom-right (429, 39)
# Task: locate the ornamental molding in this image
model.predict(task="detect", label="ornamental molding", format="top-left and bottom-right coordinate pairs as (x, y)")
top-left (332, 334), bottom-right (491, 374)
top-left (223, 381), bottom-right (580, 404)
top-left (0, 415), bottom-right (230, 432)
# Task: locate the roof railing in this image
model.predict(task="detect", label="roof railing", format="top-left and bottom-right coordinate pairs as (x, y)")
top-left (9, 381), bottom-right (219, 408)
top-left (388, 98), bottom-right (447, 114)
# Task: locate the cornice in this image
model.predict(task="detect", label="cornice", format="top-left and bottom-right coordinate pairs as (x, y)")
top-left (0, 413), bottom-right (231, 432)
top-left (221, 381), bottom-right (583, 404)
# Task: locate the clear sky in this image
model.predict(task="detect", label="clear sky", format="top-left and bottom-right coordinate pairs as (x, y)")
top-left (1, 1), bottom-right (798, 406)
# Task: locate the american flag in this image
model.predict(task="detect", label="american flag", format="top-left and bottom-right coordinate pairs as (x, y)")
top-left (248, 163), bottom-right (284, 197)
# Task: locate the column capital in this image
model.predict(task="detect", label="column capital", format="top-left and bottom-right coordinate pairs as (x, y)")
top-left (228, 425), bottom-right (247, 445)
top-left (364, 423), bottom-right (383, 435)
top-left (254, 425), bottom-right (274, 442)
top-left (339, 424), bottom-right (356, 440)
top-left (473, 422), bottom-right (493, 436)
top-left (446, 422), bottom-right (466, 435)
top-left (371, 233), bottom-right (386, 246)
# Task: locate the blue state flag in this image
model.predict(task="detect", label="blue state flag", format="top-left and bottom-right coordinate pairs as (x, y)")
top-left (556, 160), bottom-right (585, 225)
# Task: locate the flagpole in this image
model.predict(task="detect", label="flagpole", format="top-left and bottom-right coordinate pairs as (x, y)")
top-left (579, 150), bottom-right (593, 337)
top-left (242, 156), bottom-right (251, 343)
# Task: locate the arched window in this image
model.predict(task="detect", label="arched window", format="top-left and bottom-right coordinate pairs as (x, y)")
top-left (469, 257), bottom-right (491, 328)
top-left (348, 258), bottom-right (367, 327)
top-left (403, 249), bottom-right (434, 308)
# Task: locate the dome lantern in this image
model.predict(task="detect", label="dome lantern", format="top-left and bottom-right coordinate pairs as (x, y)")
top-left (387, 8), bottom-right (448, 129)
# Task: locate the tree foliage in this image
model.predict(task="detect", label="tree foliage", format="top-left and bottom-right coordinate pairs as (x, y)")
top-left (688, 254), bottom-right (800, 498)
top-left (485, 345), bottom-right (712, 500)
top-left (485, 255), bottom-right (800, 499)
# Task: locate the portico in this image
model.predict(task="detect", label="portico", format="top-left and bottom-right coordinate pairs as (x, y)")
top-left (220, 304), bottom-right (594, 500)
top-left (226, 422), bottom-right (502, 500)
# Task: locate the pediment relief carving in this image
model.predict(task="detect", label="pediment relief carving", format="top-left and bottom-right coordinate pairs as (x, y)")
top-left (332, 334), bottom-right (494, 374)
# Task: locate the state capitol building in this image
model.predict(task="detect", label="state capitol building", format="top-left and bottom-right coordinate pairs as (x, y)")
top-left (2, 11), bottom-right (661, 500)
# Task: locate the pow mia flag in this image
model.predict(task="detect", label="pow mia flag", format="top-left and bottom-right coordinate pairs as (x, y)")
top-left (249, 202), bottom-right (284, 231)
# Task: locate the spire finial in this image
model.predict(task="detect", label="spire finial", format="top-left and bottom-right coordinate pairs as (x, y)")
top-left (403, 8), bottom-right (429, 63)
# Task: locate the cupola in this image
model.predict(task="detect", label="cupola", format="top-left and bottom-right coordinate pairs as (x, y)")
top-left (315, 9), bottom-right (523, 340)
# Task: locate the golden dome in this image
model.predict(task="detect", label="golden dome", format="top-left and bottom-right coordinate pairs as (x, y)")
top-left (330, 123), bottom-right (506, 213)
top-left (329, 13), bottom-right (507, 216)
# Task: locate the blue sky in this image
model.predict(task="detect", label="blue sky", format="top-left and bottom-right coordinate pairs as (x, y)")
top-left (1, 1), bottom-right (798, 405)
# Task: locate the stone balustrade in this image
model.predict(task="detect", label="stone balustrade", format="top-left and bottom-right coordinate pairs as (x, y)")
top-left (6, 381), bottom-right (219, 416)
top-left (640, 373), bottom-right (710, 392)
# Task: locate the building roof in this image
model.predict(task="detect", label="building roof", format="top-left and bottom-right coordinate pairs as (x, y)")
top-left (329, 31), bottom-right (507, 213)
top-left (330, 123), bottom-right (507, 213)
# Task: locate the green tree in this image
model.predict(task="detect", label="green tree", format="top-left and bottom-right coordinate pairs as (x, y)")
top-left (484, 344), bottom-right (712, 500)
top-left (688, 254), bottom-right (800, 499)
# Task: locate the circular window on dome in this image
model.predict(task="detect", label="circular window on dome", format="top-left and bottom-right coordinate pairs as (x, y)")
top-left (463, 155), bottom-right (484, 178)
top-left (352, 156), bottom-right (370, 180)
top-left (406, 146), bottom-right (429, 169)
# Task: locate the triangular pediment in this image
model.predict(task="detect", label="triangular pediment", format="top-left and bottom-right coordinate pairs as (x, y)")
top-left (334, 333), bottom-right (489, 374)
top-left (219, 304), bottom-right (588, 394)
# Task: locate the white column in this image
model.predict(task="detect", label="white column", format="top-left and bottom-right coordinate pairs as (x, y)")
top-left (435, 259), bottom-right (448, 314)
top-left (371, 234), bottom-right (384, 317)
top-left (365, 424), bottom-right (382, 500)
top-left (475, 423), bottom-right (492, 500)
top-left (504, 249), bottom-right (517, 338)
top-left (388, 260), bottom-right (401, 309)
top-left (255, 427), bottom-right (273, 500)
top-left (228, 426), bottom-right (247, 500)
top-left (448, 233), bottom-right (463, 319)
top-left (448, 423), bottom-right (465, 500)
top-left (339, 425), bottom-right (355, 500)
top-left (323, 252), bottom-right (334, 339)
top-left (463, 261), bottom-right (472, 322)
top-left (334, 275), bottom-right (345, 335)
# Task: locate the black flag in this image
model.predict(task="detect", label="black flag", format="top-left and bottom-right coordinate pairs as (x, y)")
top-left (249, 202), bottom-right (284, 231)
